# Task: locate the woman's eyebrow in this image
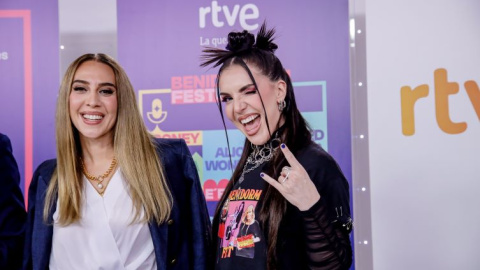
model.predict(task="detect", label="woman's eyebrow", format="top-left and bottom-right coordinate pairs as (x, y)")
top-left (239, 84), bottom-right (254, 93)
top-left (219, 83), bottom-right (254, 96)
top-left (99, 82), bottom-right (116, 88)
top-left (72, 80), bottom-right (116, 88)
top-left (72, 79), bottom-right (89, 85)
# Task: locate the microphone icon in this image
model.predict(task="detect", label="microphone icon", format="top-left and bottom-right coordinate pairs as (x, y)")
top-left (147, 98), bottom-right (167, 126)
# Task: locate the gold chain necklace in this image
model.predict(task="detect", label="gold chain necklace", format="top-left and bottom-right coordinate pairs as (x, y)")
top-left (80, 157), bottom-right (117, 192)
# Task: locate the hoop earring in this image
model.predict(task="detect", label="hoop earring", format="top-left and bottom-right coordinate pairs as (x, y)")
top-left (278, 100), bottom-right (286, 111)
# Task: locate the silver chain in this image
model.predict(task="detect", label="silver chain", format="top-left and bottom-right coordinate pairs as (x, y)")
top-left (238, 137), bottom-right (280, 184)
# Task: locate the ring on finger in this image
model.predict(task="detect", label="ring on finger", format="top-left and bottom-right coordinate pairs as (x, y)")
top-left (282, 170), bottom-right (291, 183)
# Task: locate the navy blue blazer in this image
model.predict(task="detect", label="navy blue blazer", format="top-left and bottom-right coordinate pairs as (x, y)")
top-left (0, 133), bottom-right (26, 270)
top-left (23, 138), bottom-right (211, 270)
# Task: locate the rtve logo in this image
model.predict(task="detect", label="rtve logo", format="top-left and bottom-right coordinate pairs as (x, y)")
top-left (199, 1), bottom-right (260, 31)
top-left (401, 68), bottom-right (480, 135)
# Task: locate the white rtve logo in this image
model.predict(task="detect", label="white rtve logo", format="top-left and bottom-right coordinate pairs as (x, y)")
top-left (199, 1), bottom-right (260, 31)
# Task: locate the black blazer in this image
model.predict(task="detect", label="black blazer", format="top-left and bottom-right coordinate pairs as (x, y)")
top-left (23, 138), bottom-right (211, 269)
top-left (0, 133), bottom-right (26, 270)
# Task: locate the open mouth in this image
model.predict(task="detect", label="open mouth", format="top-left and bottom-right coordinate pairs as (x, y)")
top-left (82, 114), bottom-right (104, 120)
top-left (81, 112), bottom-right (105, 124)
top-left (239, 114), bottom-right (261, 135)
top-left (240, 114), bottom-right (259, 125)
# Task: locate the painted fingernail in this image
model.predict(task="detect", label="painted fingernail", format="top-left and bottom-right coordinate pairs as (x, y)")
top-left (260, 173), bottom-right (265, 177)
top-left (281, 143), bottom-right (286, 148)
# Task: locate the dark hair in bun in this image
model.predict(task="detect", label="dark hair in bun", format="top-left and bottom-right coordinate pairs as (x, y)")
top-left (202, 22), bottom-right (312, 270)
top-left (201, 22), bottom-right (278, 68)
top-left (225, 30), bottom-right (255, 53)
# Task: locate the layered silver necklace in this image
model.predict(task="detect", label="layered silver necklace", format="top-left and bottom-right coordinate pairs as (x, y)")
top-left (238, 136), bottom-right (281, 185)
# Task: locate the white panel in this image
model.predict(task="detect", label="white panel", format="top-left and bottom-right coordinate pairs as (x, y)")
top-left (365, 0), bottom-right (480, 269)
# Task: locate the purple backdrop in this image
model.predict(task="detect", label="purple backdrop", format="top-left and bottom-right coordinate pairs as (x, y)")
top-left (117, 1), bottom-right (352, 266)
top-left (117, 0), bottom-right (351, 210)
top-left (0, 1), bottom-right (59, 197)
top-left (0, 0), bottom-right (352, 267)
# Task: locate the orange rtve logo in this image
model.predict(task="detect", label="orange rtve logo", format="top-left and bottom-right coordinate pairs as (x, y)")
top-left (401, 68), bottom-right (480, 135)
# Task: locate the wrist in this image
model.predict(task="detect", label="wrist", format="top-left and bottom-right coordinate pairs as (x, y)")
top-left (298, 193), bottom-right (321, 211)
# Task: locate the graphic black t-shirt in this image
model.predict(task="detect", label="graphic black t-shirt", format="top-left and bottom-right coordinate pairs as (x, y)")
top-left (214, 140), bottom-right (353, 269)
top-left (215, 163), bottom-right (267, 270)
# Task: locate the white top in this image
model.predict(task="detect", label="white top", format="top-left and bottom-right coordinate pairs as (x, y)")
top-left (49, 169), bottom-right (157, 270)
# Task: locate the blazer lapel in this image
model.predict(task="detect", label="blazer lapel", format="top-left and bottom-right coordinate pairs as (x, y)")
top-left (32, 174), bottom-right (56, 269)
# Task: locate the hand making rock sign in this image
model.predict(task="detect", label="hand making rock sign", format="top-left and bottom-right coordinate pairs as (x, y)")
top-left (261, 143), bottom-right (321, 211)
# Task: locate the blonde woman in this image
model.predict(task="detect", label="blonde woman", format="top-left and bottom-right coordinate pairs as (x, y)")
top-left (235, 205), bottom-right (262, 259)
top-left (23, 53), bottom-right (211, 270)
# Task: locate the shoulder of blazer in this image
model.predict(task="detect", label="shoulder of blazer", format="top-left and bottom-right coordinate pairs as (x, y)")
top-left (0, 132), bottom-right (11, 148)
top-left (33, 159), bottom-right (57, 186)
top-left (153, 138), bottom-right (190, 162)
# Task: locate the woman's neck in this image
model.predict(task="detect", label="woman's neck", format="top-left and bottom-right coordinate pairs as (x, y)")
top-left (252, 123), bottom-right (286, 147)
top-left (245, 219), bottom-right (254, 225)
top-left (80, 137), bottom-right (115, 164)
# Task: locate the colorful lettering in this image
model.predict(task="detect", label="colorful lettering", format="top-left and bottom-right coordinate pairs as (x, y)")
top-left (221, 246), bottom-right (234, 258)
top-left (228, 189), bottom-right (262, 201)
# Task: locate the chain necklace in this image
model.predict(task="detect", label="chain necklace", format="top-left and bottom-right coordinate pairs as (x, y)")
top-left (238, 137), bottom-right (280, 185)
top-left (80, 157), bottom-right (117, 193)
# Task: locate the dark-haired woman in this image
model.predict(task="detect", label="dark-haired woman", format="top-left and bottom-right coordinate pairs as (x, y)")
top-left (202, 23), bottom-right (353, 270)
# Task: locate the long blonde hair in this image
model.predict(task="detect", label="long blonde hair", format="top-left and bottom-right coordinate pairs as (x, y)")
top-left (44, 53), bottom-right (172, 225)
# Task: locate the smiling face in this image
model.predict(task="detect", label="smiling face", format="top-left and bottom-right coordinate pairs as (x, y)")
top-left (245, 205), bottom-right (254, 223)
top-left (219, 63), bottom-right (286, 145)
top-left (69, 60), bottom-right (118, 144)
